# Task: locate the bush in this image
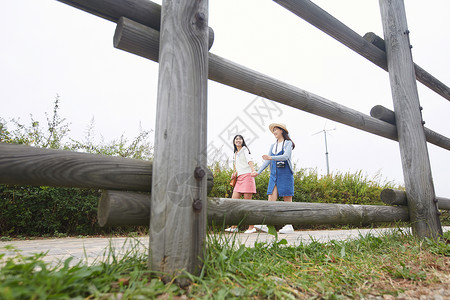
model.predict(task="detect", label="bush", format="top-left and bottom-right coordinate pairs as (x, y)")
top-left (208, 162), bottom-right (235, 198)
top-left (294, 169), bottom-right (392, 205)
top-left (208, 164), bottom-right (395, 205)
top-left (0, 96), bottom-right (153, 237)
top-left (0, 185), bottom-right (99, 236)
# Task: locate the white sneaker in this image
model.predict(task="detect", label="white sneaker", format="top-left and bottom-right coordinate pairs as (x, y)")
top-left (225, 227), bottom-right (238, 233)
top-left (279, 224), bottom-right (294, 234)
top-left (243, 228), bottom-right (257, 234)
top-left (254, 225), bottom-right (269, 233)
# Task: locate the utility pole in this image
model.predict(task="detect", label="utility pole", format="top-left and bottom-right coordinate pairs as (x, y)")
top-left (313, 125), bottom-right (336, 175)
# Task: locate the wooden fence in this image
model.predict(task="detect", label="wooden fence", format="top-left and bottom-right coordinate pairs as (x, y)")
top-left (1, 0), bottom-right (448, 281)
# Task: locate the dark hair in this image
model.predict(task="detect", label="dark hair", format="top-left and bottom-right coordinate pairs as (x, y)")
top-left (232, 135), bottom-right (251, 153)
top-left (276, 127), bottom-right (296, 149)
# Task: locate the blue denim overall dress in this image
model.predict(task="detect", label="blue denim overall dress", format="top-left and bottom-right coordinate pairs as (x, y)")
top-left (267, 141), bottom-right (294, 197)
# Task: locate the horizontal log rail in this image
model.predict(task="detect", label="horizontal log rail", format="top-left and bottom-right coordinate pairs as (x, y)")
top-left (53, 0), bottom-right (449, 144)
top-left (380, 189), bottom-right (450, 210)
top-left (114, 17), bottom-right (401, 143)
top-left (370, 105), bottom-right (450, 151)
top-left (115, 17), bottom-right (450, 152)
top-left (55, 0), bottom-right (214, 49)
top-left (56, 0), bottom-right (450, 101)
top-left (98, 190), bottom-right (410, 227)
top-left (364, 32), bottom-right (450, 103)
top-left (369, 105), bottom-right (396, 125)
top-left (273, 0), bottom-right (450, 102)
top-left (0, 143), bottom-right (213, 192)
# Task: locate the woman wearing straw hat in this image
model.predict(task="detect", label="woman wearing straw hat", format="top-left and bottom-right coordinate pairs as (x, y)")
top-left (225, 134), bottom-right (259, 233)
top-left (253, 122), bottom-right (295, 234)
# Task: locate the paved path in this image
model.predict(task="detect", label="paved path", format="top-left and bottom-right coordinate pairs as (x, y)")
top-left (1, 227), bottom-right (449, 267)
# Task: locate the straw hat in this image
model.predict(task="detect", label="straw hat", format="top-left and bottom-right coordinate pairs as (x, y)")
top-left (269, 122), bottom-right (289, 134)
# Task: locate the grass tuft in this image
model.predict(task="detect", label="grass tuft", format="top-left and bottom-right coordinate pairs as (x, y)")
top-left (1, 230), bottom-right (449, 299)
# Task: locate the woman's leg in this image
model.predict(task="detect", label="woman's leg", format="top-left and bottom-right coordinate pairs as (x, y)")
top-left (279, 195), bottom-right (294, 233)
top-left (243, 193), bottom-right (255, 231)
top-left (225, 191), bottom-right (242, 231)
top-left (268, 185), bottom-right (278, 201)
top-left (232, 191), bottom-right (242, 199)
top-left (243, 193), bottom-right (252, 200)
top-left (283, 196), bottom-right (292, 202)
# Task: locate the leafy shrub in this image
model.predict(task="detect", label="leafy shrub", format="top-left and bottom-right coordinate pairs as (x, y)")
top-left (294, 169), bottom-right (392, 205)
top-left (207, 162), bottom-right (271, 201)
top-left (0, 185), bottom-right (99, 236)
top-left (208, 162), bottom-right (235, 199)
top-left (208, 164), bottom-right (395, 206)
top-left (0, 96), bottom-right (153, 237)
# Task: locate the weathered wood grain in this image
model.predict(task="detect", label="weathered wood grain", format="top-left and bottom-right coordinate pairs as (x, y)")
top-left (273, 0), bottom-right (450, 102)
top-left (114, 17), bottom-right (160, 62)
top-left (114, 17), bottom-right (400, 143)
top-left (370, 105), bottom-right (396, 125)
top-left (98, 190), bottom-right (410, 226)
top-left (0, 143), bottom-right (213, 192)
top-left (210, 198), bottom-right (409, 225)
top-left (149, 0), bottom-right (209, 279)
top-left (56, 0), bottom-right (214, 49)
top-left (380, 0), bottom-right (442, 239)
top-left (113, 16), bottom-right (450, 154)
top-left (114, 17), bottom-right (448, 154)
top-left (380, 189), bottom-right (450, 211)
top-left (0, 143), bottom-right (151, 191)
top-left (364, 32), bottom-right (450, 102)
top-left (370, 105), bottom-right (450, 151)
top-left (363, 32), bottom-right (386, 52)
top-left (98, 190), bottom-right (151, 226)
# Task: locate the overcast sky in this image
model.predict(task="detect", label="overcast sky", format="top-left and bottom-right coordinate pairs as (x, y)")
top-left (1, 0), bottom-right (449, 197)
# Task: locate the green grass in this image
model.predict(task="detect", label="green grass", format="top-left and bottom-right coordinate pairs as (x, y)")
top-left (1, 230), bottom-right (449, 299)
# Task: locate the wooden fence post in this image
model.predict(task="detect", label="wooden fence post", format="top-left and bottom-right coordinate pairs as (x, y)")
top-left (379, 0), bottom-right (442, 239)
top-left (150, 0), bottom-right (209, 283)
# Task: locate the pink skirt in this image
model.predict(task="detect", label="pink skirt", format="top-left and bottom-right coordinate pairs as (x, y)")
top-left (233, 173), bottom-right (256, 194)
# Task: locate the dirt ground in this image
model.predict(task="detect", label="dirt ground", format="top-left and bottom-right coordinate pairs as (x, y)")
top-left (366, 255), bottom-right (449, 299)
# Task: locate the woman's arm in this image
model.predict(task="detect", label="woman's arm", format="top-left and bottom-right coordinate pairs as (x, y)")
top-left (231, 152), bottom-right (237, 178)
top-left (254, 144), bottom-right (273, 175)
top-left (242, 147), bottom-right (258, 176)
top-left (248, 161), bottom-right (258, 177)
top-left (257, 159), bottom-right (270, 175)
top-left (248, 161), bottom-right (256, 172)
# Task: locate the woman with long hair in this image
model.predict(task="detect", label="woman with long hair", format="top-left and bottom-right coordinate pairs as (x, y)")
top-left (253, 123), bottom-right (295, 234)
top-left (225, 135), bottom-right (258, 233)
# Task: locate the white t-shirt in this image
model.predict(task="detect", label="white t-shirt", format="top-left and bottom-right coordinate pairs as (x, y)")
top-left (274, 141), bottom-right (284, 154)
top-left (234, 147), bottom-right (253, 176)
